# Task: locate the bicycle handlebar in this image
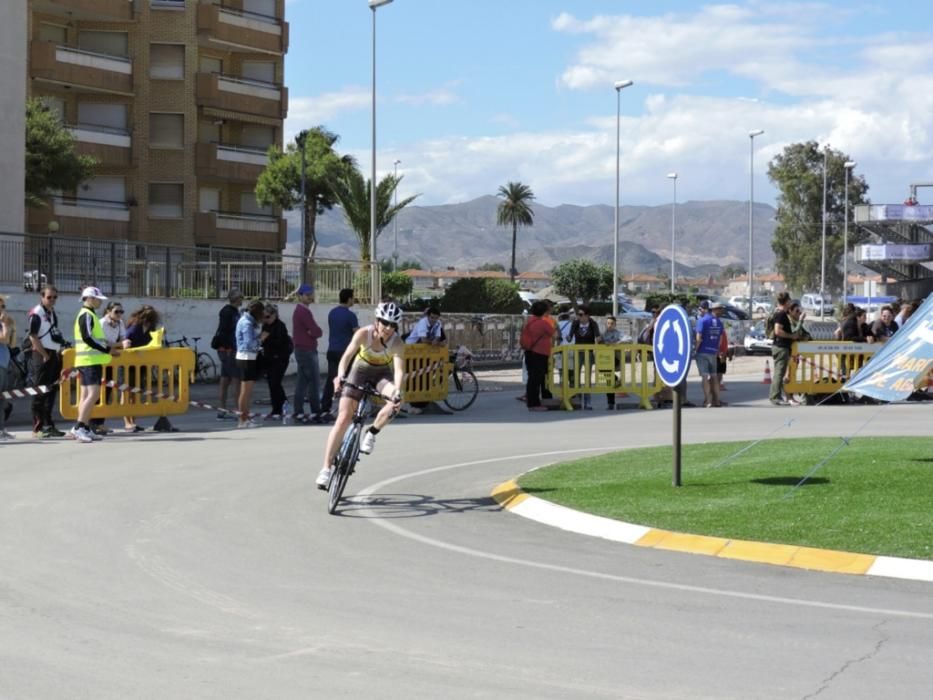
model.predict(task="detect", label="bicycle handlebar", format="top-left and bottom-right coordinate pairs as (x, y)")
top-left (339, 379), bottom-right (400, 402)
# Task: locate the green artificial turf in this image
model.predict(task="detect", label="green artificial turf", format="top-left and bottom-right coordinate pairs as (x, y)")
top-left (517, 437), bottom-right (933, 560)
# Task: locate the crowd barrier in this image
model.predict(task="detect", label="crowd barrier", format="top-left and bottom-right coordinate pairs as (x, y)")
top-left (784, 341), bottom-right (878, 396)
top-left (59, 347), bottom-right (195, 420)
top-left (548, 344), bottom-right (663, 410)
top-left (401, 344), bottom-right (450, 403)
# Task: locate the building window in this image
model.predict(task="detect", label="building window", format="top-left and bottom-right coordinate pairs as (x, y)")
top-left (199, 55), bottom-right (222, 75)
top-left (241, 60), bottom-right (275, 84)
top-left (149, 184), bottom-right (184, 219)
top-left (78, 103), bottom-right (127, 131)
top-left (77, 31), bottom-right (129, 58)
top-left (82, 177), bottom-right (126, 203)
top-left (37, 23), bottom-right (67, 45)
top-left (150, 44), bottom-right (185, 80)
top-left (149, 113), bottom-right (184, 148)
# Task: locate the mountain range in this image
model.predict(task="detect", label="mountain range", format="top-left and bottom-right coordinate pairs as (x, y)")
top-left (285, 196), bottom-right (777, 276)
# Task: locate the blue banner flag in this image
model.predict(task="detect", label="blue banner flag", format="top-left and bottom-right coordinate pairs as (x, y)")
top-left (844, 294), bottom-right (933, 401)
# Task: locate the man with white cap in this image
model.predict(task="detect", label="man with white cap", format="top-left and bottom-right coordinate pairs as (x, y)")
top-left (71, 286), bottom-right (121, 443)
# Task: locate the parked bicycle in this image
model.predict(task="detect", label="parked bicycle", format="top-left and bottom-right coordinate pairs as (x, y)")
top-left (165, 335), bottom-right (217, 383)
top-left (327, 381), bottom-right (389, 515)
top-left (444, 346), bottom-right (478, 411)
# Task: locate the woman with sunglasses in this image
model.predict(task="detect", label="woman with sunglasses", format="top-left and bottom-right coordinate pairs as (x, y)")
top-left (260, 303), bottom-right (293, 420)
top-left (316, 301), bottom-right (405, 488)
top-left (90, 301), bottom-right (130, 435)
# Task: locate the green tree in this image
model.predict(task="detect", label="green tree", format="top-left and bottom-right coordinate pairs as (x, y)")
top-left (440, 278), bottom-right (523, 314)
top-left (551, 259), bottom-right (613, 307)
top-left (380, 258), bottom-right (422, 273)
top-left (381, 271), bottom-right (413, 300)
top-left (496, 181), bottom-right (535, 283)
top-left (255, 126), bottom-right (350, 262)
top-left (768, 141), bottom-right (869, 294)
top-left (25, 98), bottom-right (97, 208)
top-left (331, 164), bottom-right (419, 262)
top-left (477, 262), bottom-right (505, 272)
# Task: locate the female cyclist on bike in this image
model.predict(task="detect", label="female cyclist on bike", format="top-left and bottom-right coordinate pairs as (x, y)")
top-left (316, 301), bottom-right (406, 488)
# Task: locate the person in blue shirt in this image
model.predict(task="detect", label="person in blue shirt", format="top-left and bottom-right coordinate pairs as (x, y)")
top-left (234, 300), bottom-right (268, 429)
top-left (695, 301), bottom-right (726, 407)
top-left (320, 289), bottom-right (359, 417)
top-left (405, 307), bottom-right (446, 346)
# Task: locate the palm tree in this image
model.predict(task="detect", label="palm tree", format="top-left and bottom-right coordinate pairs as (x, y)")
top-left (496, 181), bottom-right (535, 283)
top-left (331, 163), bottom-right (419, 261)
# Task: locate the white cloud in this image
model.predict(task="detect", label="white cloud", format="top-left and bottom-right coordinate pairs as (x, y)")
top-left (285, 88), bottom-right (369, 142)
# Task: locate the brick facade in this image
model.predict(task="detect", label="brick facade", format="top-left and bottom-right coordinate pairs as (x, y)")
top-left (26, 0), bottom-right (287, 252)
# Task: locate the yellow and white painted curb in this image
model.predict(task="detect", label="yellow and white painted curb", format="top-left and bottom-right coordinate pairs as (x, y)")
top-left (491, 480), bottom-right (933, 583)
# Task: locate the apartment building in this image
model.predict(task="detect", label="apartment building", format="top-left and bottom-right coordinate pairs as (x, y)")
top-left (26, 0), bottom-right (289, 252)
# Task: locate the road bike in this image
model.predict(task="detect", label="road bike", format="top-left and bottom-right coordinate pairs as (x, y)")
top-left (165, 335), bottom-right (217, 383)
top-left (443, 348), bottom-right (478, 411)
top-left (327, 381), bottom-right (389, 515)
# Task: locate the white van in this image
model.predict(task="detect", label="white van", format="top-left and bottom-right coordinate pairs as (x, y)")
top-left (800, 293), bottom-right (833, 317)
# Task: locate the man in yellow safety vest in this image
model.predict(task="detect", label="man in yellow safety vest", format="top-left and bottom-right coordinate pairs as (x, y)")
top-left (71, 286), bottom-right (121, 443)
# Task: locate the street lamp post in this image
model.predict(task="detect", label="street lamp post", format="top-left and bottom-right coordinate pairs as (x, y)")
top-left (667, 172), bottom-right (678, 293)
top-left (820, 144), bottom-right (829, 315)
top-left (393, 159), bottom-right (400, 271)
top-left (612, 79), bottom-right (633, 317)
top-left (747, 129), bottom-right (764, 318)
top-left (843, 160), bottom-right (857, 305)
top-left (296, 130), bottom-right (308, 285)
top-left (369, 0), bottom-right (393, 302)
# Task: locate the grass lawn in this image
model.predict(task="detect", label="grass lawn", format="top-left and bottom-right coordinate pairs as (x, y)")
top-left (517, 437), bottom-right (933, 560)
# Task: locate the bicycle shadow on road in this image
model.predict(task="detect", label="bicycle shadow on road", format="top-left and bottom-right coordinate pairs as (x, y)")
top-left (330, 492), bottom-right (503, 519)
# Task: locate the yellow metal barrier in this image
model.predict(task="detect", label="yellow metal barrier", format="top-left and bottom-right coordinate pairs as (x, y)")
top-left (401, 344), bottom-right (450, 403)
top-left (784, 341), bottom-right (878, 395)
top-left (549, 343), bottom-right (663, 410)
top-left (60, 347), bottom-right (195, 420)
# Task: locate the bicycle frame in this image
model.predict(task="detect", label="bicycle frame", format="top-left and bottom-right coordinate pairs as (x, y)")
top-left (327, 381), bottom-right (385, 514)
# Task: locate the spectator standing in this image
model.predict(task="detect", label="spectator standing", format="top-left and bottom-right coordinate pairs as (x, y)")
top-left (566, 304), bottom-right (601, 409)
top-left (235, 300), bottom-right (267, 429)
top-left (870, 306), bottom-right (899, 343)
top-left (70, 287), bottom-right (120, 443)
top-left (262, 303), bottom-right (293, 420)
top-left (124, 305), bottom-right (161, 432)
top-left (598, 315), bottom-right (625, 410)
top-left (894, 302), bottom-right (915, 328)
top-left (695, 302), bottom-right (726, 407)
top-left (27, 285), bottom-right (66, 438)
top-left (320, 288), bottom-right (359, 416)
top-left (213, 289), bottom-right (243, 420)
top-left (0, 296), bottom-right (14, 440)
top-left (521, 300), bottom-right (554, 412)
top-left (770, 295), bottom-right (804, 406)
top-left (90, 301), bottom-right (128, 435)
top-left (291, 284), bottom-right (324, 423)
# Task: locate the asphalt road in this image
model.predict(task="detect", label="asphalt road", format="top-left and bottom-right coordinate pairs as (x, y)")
top-left (1, 363), bottom-right (931, 699)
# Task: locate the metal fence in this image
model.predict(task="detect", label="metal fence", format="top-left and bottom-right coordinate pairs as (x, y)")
top-left (0, 231), bottom-right (381, 304)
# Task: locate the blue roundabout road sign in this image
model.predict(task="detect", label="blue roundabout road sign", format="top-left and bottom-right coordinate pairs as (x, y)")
top-left (653, 304), bottom-right (692, 388)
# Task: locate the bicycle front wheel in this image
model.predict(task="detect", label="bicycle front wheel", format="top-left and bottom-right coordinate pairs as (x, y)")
top-left (328, 424), bottom-right (361, 514)
top-left (443, 368), bottom-right (478, 411)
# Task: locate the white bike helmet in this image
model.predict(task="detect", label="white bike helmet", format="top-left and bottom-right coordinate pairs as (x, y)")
top-left (375, 301), bottom-right (403, 325)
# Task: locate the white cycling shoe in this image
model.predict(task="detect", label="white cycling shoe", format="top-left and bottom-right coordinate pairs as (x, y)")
top-left (315, 467), bottom-right (331, 490)
top-left (360, 431), bottom-right (376, 455)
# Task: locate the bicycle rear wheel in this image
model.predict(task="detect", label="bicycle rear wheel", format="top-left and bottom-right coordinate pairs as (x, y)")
top-left (443, 368), bottom-right (479, 411)
top-left (196, 352), bottom-right (217, 383)
top-left (328, 424), bottom-right (361, 514)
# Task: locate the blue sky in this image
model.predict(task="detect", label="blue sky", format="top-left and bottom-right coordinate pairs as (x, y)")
top-left (284, 1), bottom-right (933, 208)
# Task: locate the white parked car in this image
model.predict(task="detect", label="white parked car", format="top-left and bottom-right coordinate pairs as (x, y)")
top-left (751, 296), bottom-right (773, 315)
top-left (743, 321), bottom-right (773, 355)
top-left (727, 295), bottom-right (749, 308)
top-left (801, 293), bottom-right (833, 317)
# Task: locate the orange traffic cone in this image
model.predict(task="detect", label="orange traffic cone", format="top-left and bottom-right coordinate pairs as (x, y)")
top-left (762, 360), bottom-right (772, 384)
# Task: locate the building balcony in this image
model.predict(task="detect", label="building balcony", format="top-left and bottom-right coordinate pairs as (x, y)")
top-left (28, 196), bottom-right (132, 240)
top-left (195, 72), bottom-right (287, 120)
top-left (196, 142), bottom-right (269, 182)
top-left (68, 124), bottom-right (132, 167)
top-left (30, 0), bottom-right (134, 22)
top-left (196, 211), bottom-right (286, 251)
top-left (30, 41), bottom-right (133, 96)
top-left (197, 3), bottom-right (289, 56)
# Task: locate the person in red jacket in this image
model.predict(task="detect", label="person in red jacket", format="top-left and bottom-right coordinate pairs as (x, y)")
top-left (292, 284), bottom-right (324, 422)
top-left (520, 300), bottom-right (554, 412)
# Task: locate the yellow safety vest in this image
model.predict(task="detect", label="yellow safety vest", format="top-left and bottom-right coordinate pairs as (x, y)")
top-left (73, 307), bottom-right (111, 367)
